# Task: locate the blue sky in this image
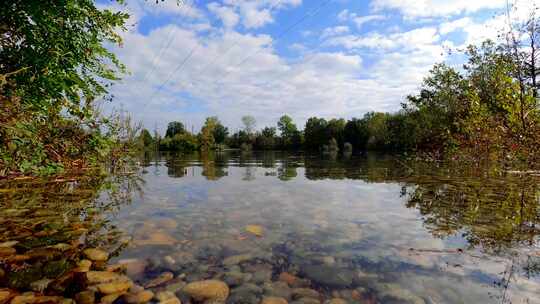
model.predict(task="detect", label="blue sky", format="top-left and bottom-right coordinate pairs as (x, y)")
top-left (100, 0), bottom-right (536, 133)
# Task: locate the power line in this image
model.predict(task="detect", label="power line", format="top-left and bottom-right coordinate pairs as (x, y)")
top-left (141, 25), bottom-right (178, 84)
top-left (145, 0), bottom-right (331, 113)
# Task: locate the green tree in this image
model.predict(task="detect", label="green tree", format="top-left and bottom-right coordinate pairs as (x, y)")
top-left (213, 120), bottom-right (229, 144)
top-left (1, 1), bottom-right (128, 117)
top-left (139, 129), bottom-right (153, 147)
top-left (165, 121), bottom-right (186, 138)
top-left (199, 116), bottom-right (218, 151)
top-left (304, 117), bottom-right (328, 150)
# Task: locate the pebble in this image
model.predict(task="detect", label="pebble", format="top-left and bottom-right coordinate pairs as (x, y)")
top-left (97, 281), bottom-right (133, 294)
top-left (74, 291), bottom-right (95, 304)
top-left (0, 289), bottom-right (16, 303)
top-left (76, 260), bottom-right (92, 272)
top-left (83, 248), bottom-right (108, 261)
top-left (278, 273), bottom-right (298, 286)
top-left (223, 254), bottom-right (252, 266)
top-left (0, 241), bottom-right (18, 248)
top-left (0, 247), bottom-right (16, 257)
top-left (261, 297), bottom-right (288, 304)
top-left (325, 299), bottom-right (347, 304)
top-left (100, 293), bottom-right (123, 304)
top-left (245, 225), bottom-right (264, 237)
top-left (124, 290), bottom-right (154, 304)
top-left (86, 271), bottom-right (123, 284)
top-left (10, 294), bottom-right (65, 304)
top-left (292, 289), bottom-right (319, 300)
top-left (183, 280), bottom-right (229, 303)
top-left (144, 272), bottom-right (174, 288)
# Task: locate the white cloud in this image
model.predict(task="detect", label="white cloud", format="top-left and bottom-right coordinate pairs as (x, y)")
top-left (321, 26), bottom-right (350, 39)
top-left (208, 2), bottom-right (240, 28)
top-left (439, 17), bottom-right (472, 35)
top-left (327, 27), bottom-right (440, 50)
top-left (353, 15), bottom-right (387, 29)
top-left (370, 0), bottom-right (507, 18)
top-left (337, 10), bottom-right (386, 30)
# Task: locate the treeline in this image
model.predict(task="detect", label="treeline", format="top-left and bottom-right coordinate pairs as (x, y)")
top-left (141, 24), bottom-right (540, 163)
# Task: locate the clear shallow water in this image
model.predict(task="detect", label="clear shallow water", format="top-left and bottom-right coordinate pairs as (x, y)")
top-left (1, 151), bottom-right (540, 304)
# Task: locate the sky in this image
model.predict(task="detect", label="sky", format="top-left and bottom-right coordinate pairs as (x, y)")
top-left (98, 0), bottom-right (538, 133)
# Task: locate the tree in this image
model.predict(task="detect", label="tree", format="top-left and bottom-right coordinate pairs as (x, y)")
top-left (1, 1), bottom-right (128, 118)
top-left (213, 121), bottom-right (229, 145)
top-left (304, 117), bottom-right (328, 150)
top-left (199, 117), bottom-right (218, 151)
top-left (241, 115), bottom-right (256, 134)
top-left (165, 121), bottom-right (186, 138)
top-left (140, 129), bottom-right (153, 147)
top-left (277, 115), bottom-right (299, 148)
top-left (344, 118), bottom-right (369, 151)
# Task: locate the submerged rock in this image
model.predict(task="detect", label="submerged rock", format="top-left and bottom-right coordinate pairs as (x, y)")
top-left (245, 225), bottom-right (263, 237)
top-left (261, 297), bottom-right (288, 304)
top-left (325, 299), bottom-right (347, 304)
top-left (301, 265), bottom-right (353, 288)
top-left (291, 289), bottom-right (319, 300)
top-left (223, 254), bottom-right (252, 266)
top-left (144, 272), bottom-right (174, 288)
top-left (183, 280), bottom-right (229, 303)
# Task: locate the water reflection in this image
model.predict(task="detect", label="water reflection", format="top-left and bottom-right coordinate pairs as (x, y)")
top-left (0, 168), bottom-right (142, 297)
top-left (2, 152), bottom-right (540, 304)
top-left (127, 151), bottom-right (540, 303)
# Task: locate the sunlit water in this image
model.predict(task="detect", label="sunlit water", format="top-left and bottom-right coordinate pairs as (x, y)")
top-left (1, 151), bottom-right (540, 304)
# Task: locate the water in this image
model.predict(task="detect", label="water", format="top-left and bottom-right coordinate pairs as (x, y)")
top-left (1, 151), bottom-right (540, 304)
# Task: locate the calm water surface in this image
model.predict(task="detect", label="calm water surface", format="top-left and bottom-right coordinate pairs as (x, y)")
top-left (1, 152), bottom-right (540, 304)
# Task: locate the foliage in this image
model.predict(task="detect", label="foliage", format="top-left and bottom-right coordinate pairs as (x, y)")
top-left (165, 121), bottom-right (186, 138)
top-left (0, 0), bottom-right (130, 176)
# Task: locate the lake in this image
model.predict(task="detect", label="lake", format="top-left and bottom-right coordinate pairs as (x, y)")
top-left (1, 151), bottom-right (539, 304)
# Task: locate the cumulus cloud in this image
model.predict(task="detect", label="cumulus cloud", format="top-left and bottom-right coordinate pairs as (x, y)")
top-left (100, 0), bottom-right (539, 132)
top-left (370, 0), bottom-right (507, 18)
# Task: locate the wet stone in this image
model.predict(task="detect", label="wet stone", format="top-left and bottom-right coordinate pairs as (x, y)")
top-left (123, 290), bottom-right (154, 304)
top-left (74, 291), bottom-right (95, 304)
top-left (100, 293), bottom-right (123, 304)
top-left (0, 247), bottom-right (16, 257)
top-left (300, 265), bottom-right (354, 288)
top-left (97, 281), bottom-right (133, 294)
top-left (83, 249), bottom-right (108, 262)
top-left (223, 254), bottom-right (253, 266)
top-left (145, 272), bottom-right (174, 288)
top-left (261, 297), bottom-right (288, 304)
top-left (263, 282), bottom-right (292, 300)
top-left (183, 280), bottom-right (229, 303)
top-left (291, 289), bottom-right (319, 300)
top-left (325, 299), bottom-right (347, 304)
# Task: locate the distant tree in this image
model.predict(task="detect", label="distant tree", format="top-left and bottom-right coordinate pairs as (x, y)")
top-left (140, 129), bottom-right (153, 147)
top-left (304, 117), bottom-right (328, 150)
top-left (213, 120), bottom-right (229, 144)
top-left (241, 115), bottom-right (256, 134)
top-left (165, 121), bottom-right (186, 138)
top-left (344, 118), bottom-right (369, 151)
top-left (278, 115), bottom-right (299, 148)
top-left (199, 116), bottom-right (218, 151)
top-left (327, 118), bottom-right (346, 148)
